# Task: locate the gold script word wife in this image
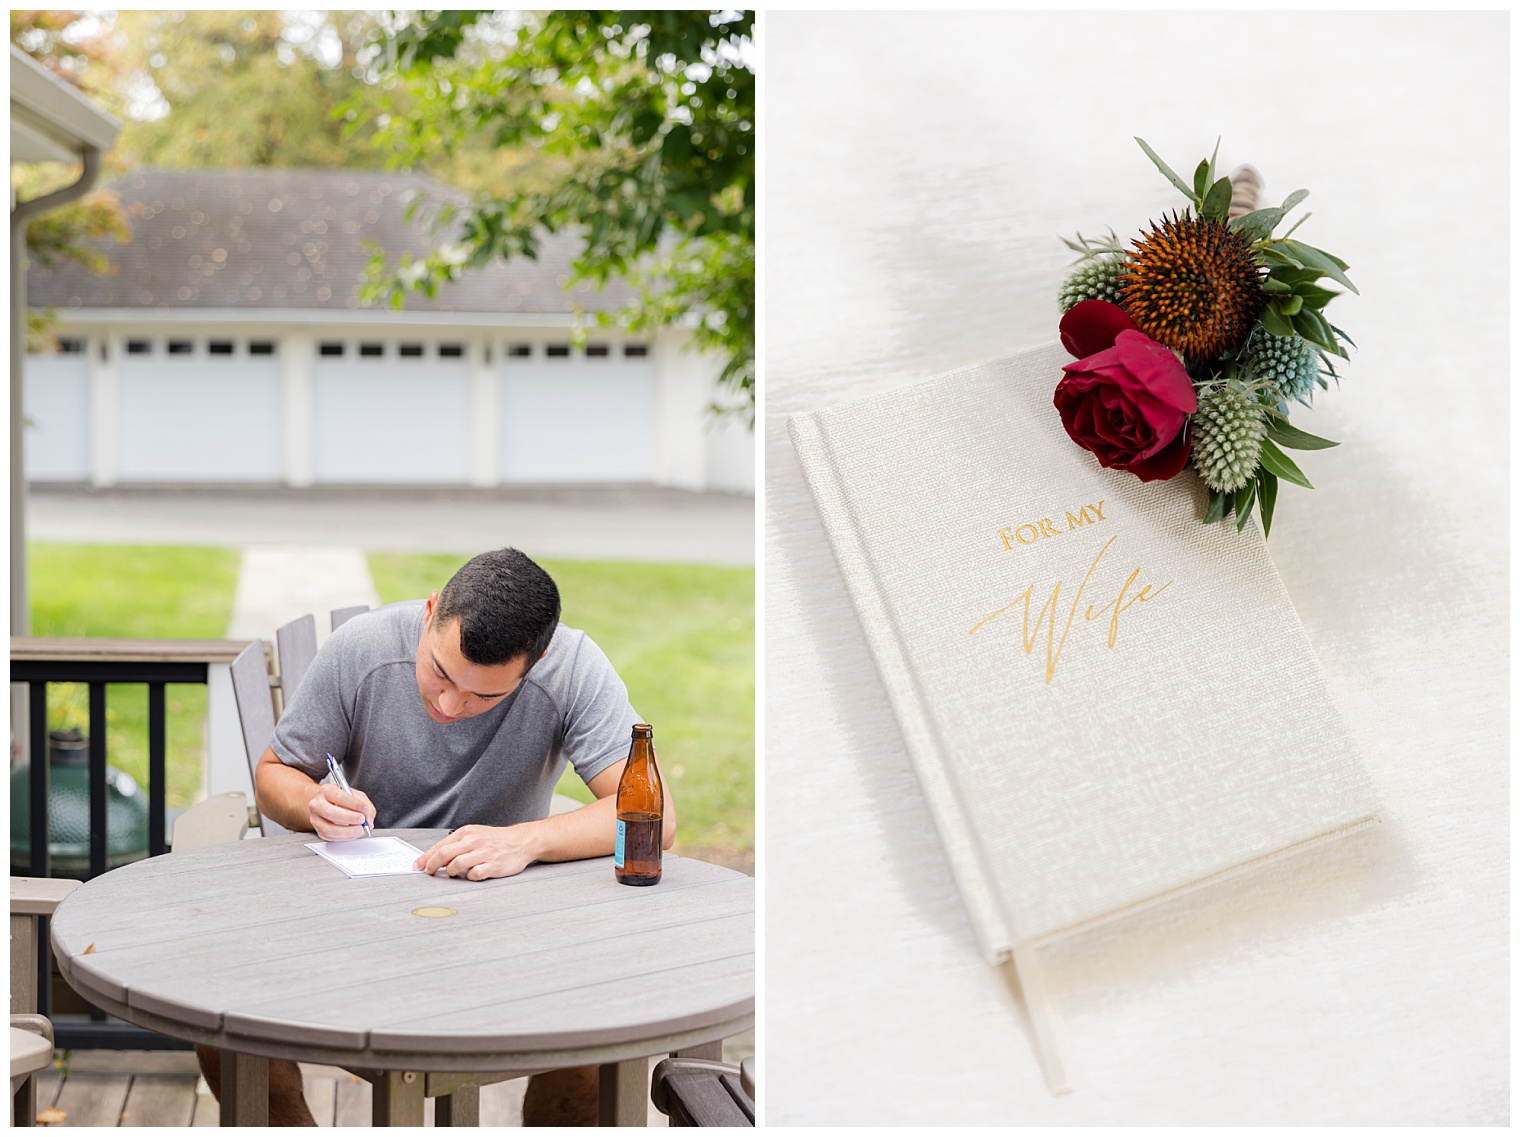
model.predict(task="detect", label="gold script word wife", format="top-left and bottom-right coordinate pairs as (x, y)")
top-left (969, 535), bottom-right (1172, 683)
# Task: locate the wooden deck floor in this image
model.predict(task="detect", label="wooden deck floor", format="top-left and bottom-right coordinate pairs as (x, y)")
top-left (25, 1032), bottom-right (754, 1127)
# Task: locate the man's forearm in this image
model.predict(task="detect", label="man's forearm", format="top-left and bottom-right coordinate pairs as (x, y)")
top-left (514, 794), bottom-right (620, 864)
top-left (414, 764), bottom-right (678, 879)
top-left (513, 777), bottom-right (677, 866)
top-left (253, 748), bottom-right (322, 832)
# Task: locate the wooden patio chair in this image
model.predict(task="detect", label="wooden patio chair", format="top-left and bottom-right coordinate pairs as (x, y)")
top-left (228, 639), bottom-right (288, 836)
top-left (171, 792), bottom-right (251, 851)
top-left (11, 1021), bottom-right (52, 1126)
top-left (650, 1054), bottom-right (756, 1126)
top-left (11, 877), bottom-right (79, 1127)
top-left (330, 605), bottom-right (369, 632)
top-left (11, 794), bottom-right (253, 1125)
top-left (274, 614), bottom-right (318, 712)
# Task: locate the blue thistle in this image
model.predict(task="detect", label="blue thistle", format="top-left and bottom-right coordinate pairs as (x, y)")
top-left (1244, 329), bottom-right (1322, 405)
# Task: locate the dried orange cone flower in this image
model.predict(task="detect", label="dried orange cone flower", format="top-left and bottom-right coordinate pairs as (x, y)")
top-left (1120, 211), bottom-right (1265, 361)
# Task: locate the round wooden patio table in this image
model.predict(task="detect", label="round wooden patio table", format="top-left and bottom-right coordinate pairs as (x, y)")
top-left (49, 830), bottom-right (755, 1125)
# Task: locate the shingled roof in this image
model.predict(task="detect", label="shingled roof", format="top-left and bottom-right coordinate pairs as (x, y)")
top-left (26, 167), bottom-right (630, 316)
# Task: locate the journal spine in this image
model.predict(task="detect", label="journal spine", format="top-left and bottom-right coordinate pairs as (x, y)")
top-left (787, 410), bottom-right (1014, 962)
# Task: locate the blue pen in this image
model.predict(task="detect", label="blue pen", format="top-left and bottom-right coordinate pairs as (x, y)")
top-left (325, 753), bottom-right (372, 838)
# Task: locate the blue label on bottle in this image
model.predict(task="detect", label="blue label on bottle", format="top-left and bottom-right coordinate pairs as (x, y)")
top-left (615, 819), bottom-right (625, 867)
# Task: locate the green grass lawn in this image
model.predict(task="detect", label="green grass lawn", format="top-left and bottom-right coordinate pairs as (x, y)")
top-left (368, 554), bottom-right (755, 856)
top-left (27, 543), bottom-right (243, 810)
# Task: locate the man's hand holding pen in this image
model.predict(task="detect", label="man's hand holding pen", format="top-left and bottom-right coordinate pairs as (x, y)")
top-left (315, 752), bottom-right (375, 841)
top-left (308, 783), bottom-right (376, 841)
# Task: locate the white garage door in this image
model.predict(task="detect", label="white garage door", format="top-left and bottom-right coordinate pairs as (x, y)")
top-left (24, 340), bottom-right (91, 482)
top-left (117, 336), bottom-right (282, 482)
top-left (499, 341), bottom-right (655, 482)
top-left (312, 339), bottom-right (471, 483)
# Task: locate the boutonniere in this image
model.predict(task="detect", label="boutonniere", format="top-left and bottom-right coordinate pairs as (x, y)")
top-left (1053, 138), bottom-right (1355, 536)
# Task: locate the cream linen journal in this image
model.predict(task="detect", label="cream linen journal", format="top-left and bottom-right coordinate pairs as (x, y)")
top-left (788, 342), bottom-right (1380, 1092)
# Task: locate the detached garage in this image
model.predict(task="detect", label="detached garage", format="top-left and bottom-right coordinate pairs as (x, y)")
top-left (26, 168), bottom-right (753, 494)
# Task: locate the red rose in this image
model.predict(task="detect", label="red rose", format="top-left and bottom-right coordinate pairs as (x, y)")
top-left (1054, 300), bottom-right (1197, 482)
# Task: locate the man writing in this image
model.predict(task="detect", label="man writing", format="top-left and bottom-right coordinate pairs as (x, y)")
top-left (196, 547), bottom-right (675, 1125)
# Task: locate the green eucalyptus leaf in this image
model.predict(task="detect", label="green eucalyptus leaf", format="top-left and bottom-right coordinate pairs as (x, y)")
top-left (1231, 207), bottom-right (1283, 242)
top-left (1204, 487), bottom-right (1228, 525)
top-left (1258, 470), bottom-right (1278, 538)
top-left (1291, 306), bottom-right (1336, 350)
top-left (1235, 479), bottom-right (1258, 532)
top-left (1290, 322), bottom-right (1337, 357)
top-left (1260, 304), bottom-right (1297, 337)
top-left (1311, 244), bottom-right (1350, 270)
top-left (1258, 438), bottom-right (1314, 488)
top-left (1263, 417), bottom-right (1339, 450)
top-left (1282, 239), bottom-right (1358, 294)
top-left (1260, 276), bottom-right (1294, 295)
top-left (1279, 294), bottom-right (1304, 316)
top-left (1260, 245), bottom-right (1302, 268)
top-left (1329, 323), bottom-right (1357, 349)
top-left (1135, 136), bottom-right (1199, 202)
top-left (1279, 212), bottom-right (1312, 241)
top-left (1202, 175), bottom-right (1234, 222)
top-left (1269, 265), bottom-right (1324, 287)
top-left (1281, 188), bottom-right (1310, 213)
top-left (1193, 159), bottom-right (1211, 200)
top-left (1295, 283), bottom-right (1340, 309)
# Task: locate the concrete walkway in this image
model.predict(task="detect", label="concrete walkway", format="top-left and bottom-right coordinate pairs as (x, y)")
top-left (28, 484), bottom-right (754, 566)
top-left (225, 546), bottom-right (382, 646)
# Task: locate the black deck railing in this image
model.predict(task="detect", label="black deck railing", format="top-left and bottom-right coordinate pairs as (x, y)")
top-left (11, 636), bottom-right (254, 1051)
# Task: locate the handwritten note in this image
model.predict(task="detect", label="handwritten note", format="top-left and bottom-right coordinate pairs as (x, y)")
top-left (305, 836), bottom-right (425, 878)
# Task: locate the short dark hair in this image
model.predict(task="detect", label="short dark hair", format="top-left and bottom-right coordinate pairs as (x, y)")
top-left (432, 548), bottom-right (561, 666)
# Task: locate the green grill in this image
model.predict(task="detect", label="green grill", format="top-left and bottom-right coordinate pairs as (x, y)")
top-left (10, 729), bottom-right (150, 877)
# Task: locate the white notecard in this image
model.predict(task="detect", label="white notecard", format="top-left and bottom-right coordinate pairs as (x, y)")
top-left (304, 836), bottom-right (426, 878)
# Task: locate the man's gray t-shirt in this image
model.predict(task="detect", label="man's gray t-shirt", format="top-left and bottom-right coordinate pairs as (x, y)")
top-left (270, 600), bottom-right (639, 829)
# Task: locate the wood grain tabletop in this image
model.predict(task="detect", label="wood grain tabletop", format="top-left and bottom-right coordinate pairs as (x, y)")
top-left (50, 830), bottom-right (754, 1073)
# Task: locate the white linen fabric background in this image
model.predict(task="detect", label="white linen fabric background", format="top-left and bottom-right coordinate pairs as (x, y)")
top-left (763, 10), bottom-right (1507, 1125)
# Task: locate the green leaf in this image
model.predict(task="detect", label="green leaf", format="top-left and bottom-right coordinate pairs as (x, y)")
top-left (1193, 159), bottom-right (1211, 200)
top-left (1260, 275), bottom-right (1294, 295)
top-left (1268, 265), bottom-right (1324, 287)
top-left (1257, 438), bottom-right (1314, 489)
top-left (1279, 294), bottom-right (1303, 316)
top-left (1279, 211), bottom-right (1312, 241)
top-left (1135, 136), bottom-right (1200, 202)
top-left (1231, 207), bottom-right (1283, 243)
top-left (1281, 239), bottom-right (1358, 295)
top-left (1235, 478), bottom-right (1258, 532)
top-left (1291, 306), bottom-right (1339, 352)
top-left (1258, 470), bottom-right (1278, 538)
top-left (1204, 487), bottom-right (1228, 525)
top-left (1294, 283), bottom-right (1341, 309)
top-left (1260, 245), bottom-right (1302, 268)
top-left (1312, 245), bottom-right (1350, 271)
top-left (1201, 175), bottom-right (1234, 222)
top-left (1281, 188), bottom-right (1309, 213)
top-left (1260, 303), bottom-right (1297, 337)
top-left (1263, 417), bottom-right (1339, 450)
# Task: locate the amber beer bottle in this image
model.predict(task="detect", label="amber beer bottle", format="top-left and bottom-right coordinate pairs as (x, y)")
top-left (615, 723), bottom-right (663, 886)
